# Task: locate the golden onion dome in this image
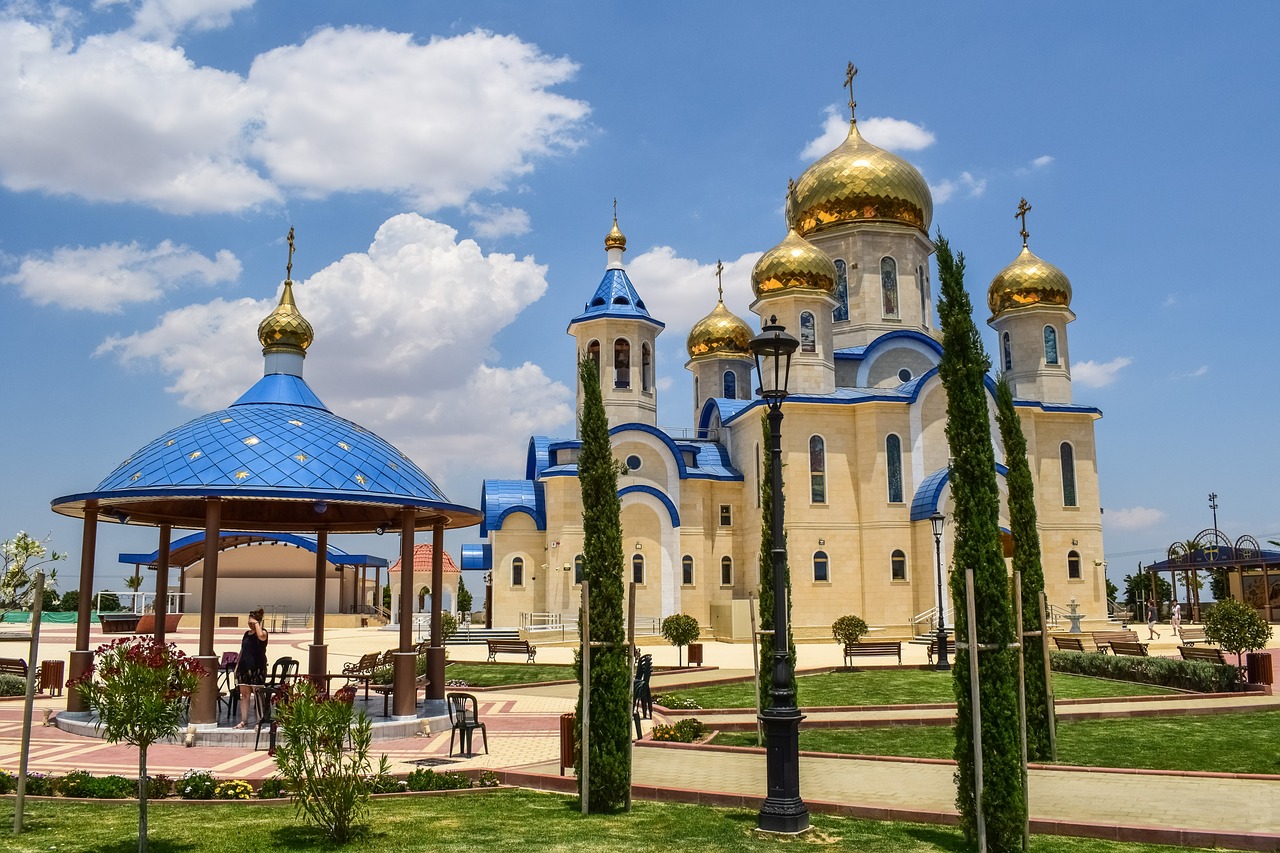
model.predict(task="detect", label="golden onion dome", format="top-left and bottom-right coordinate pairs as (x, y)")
top-left (791, 120), bottom-right (933, 236)
top-left (687, 299), bottom-right (753, 360)
top-left (987, 245), bottom-right (1073, 317)
top-left (604, 216), bottom-right (627, 251)
top-left (257, 279), bottom-right (314, 354)
top-left (751, 228), bottom-right (837, 299)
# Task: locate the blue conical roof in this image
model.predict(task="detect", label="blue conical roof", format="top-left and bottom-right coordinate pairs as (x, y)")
top-left (568, 268), bottom-right (665, 330)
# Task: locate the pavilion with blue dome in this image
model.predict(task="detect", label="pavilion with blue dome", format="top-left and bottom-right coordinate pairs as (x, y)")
top-left (52, 231), bottom-right (480, 724)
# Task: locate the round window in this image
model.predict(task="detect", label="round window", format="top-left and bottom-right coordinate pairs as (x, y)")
top-left (625, 454), bottom-right (642, 472)
top-left (898, 368), bottom-right (913, 383)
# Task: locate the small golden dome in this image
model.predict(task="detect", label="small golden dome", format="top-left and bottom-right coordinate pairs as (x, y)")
top-left (791, 121), bottom-right (933, 236)
top-left (751, 228), bottom-right (837, 300)
top-left (604, 217), bottom-right (627, 251)
top-left (987, 246), bottom-right (1072, 316)
top-left (258, 279), bottom-right (314, 354)
top-left (687, 299), bottom-right (753, 360)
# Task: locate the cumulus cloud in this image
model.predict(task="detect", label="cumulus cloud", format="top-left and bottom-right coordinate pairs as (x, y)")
top-left (3, 240), bottom-right (239, 312)
top-left (628, 247), bottom-right (761, 337)
top-left (97, 213), bottom-right (573, 489)
top-left (96, 0), bottom-right (254, 41)
top-left (1031, 155), bottom-right (1054, 168)
top-left (1106, 506), bottom-right (1166, 530)
top-left (1073, 356), bottom-right (1133, 388)
top-left (930, 171), bottom-right (987, 204)
top-left (466, 203), bottom-right (532, 239)
top-left (0, 17), bottom-right (589, 214)
top-left (801, 106), bottom-right (935, 159)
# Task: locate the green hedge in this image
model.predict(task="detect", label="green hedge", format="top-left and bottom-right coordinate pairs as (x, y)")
top-left (1050, 651), bottom-right (1240, 693)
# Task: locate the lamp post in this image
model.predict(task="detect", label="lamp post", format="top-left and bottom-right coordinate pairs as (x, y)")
top-left (749, 315), bottom-right (807, 834)
top-left (930, 511), bottom-right (950, 671)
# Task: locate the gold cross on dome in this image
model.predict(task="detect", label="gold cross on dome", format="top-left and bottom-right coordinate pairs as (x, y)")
top-left (845, 62), bottom-right (858, 122)
top-left (286, 227), bottom-right (296, 279)
top-left (716, 260), bottom-right (724, 301)
top-left (1015, 198), bottom-right (1032, 247)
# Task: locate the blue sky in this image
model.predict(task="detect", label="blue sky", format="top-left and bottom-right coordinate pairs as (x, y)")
top-left (2, 0), bottom-right (1277, 597)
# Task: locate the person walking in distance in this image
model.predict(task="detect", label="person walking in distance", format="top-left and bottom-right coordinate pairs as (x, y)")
top-left (233, 607), bottom-right (268, 729)
top-left (1145, 599), bottom-right (1161, 640)
top-left (1170, 601), bottom-right (1182, 637)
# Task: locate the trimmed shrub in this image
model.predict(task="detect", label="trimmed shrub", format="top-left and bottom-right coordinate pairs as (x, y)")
top-left (23, 772), bottom-right (57, 796)
top-left (259, 777), bottom-right (287, 799)
top-left (177, 769), bottom-right (218, 799)
top-left (650, 718), bottom-right (707, 743)
top-left (660, 614), bottom-right (701, 667)
top-left (1203, 599), bottom-right (1273, 666)
top-left (1050, 651), bottom-right (1239, 693)
top-left (831, 615), bottom-right (869, 646)
top-left (0, 673), bottom-right (26, 696)
top-left (57, 769), bottom-right (97, 798)
top-left (652, 693), bottom-right (701, 710)
top-left (478, 770), bottom-right (501, 788)
top-left (368, 772), bottom-right (406, 794)
top-left (146, 775), bottom-right (172, 800)
top-left (215, 780), bottom-right (254, 800)
top-left (405, 768), bottom-right (473, 791)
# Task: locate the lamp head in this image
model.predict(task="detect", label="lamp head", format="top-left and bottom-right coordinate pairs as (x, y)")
top-left (749, 315), bottom-right (799, 409)
top-left (929, 510), bottom-right (945, 538)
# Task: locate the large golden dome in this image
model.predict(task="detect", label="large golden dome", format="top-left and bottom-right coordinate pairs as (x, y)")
top-left (791, 120), bottom-right (933, 236)
top-left (258, 279), bottom-right (314, 354)
top-left (751, 228), bottom-right (837, 300)
top-left (987, 245), bottom-right (1072, 317)
top-left (687, 298), bottom-right (752, 360)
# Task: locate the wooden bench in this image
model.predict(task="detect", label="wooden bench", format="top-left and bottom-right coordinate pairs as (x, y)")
top-left (1091, 629), bottom-right (1140, 654)
top-left (0, 657), bottom-right (30, 678)
top-left (339, 651), bottom-right (384, 699)
top-left (1179, 646), bottom-right (1229, 665)
top-left (842, 641), bottom-right (902, 667)
top-left (1109, 639), bottom-right (1149, 657)
top-left (1053, 635), bottom-right (1088, 652)
top-left (99, 613), bottom-right (141, 634)
top-left (1176, 626), bottom-right (1210, 646)
top-left (926, 637), bottom-right (956, 665)
top-left (487, 639), bottom-right (536, 663)
top-left (371, 656), bottom-right (430, 718)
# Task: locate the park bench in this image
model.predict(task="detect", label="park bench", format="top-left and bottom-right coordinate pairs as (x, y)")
top-left (1053, 635), bottom-right (1088, 652)
top-left (842, 640), bottom-right (902, 667)
top-left (487, 638), bottom-right (537, 663)
top-left (99, 613), bottom-right (141, 634)
top-left (340, 651), bottom-right (384, 699)
top-left (0, 657), bottom-right (31, 678)
top-left (370, 652), bottom-right (430, 717)
top-left (1176, 626), bottom-right (1210, 646)
top-left (1108, 639), bottom-right (1149, 657)
top-left (1178, 645), bottom-right (1229, 666)
top-left (926, 637), bottom-right (956, 665)
top-left (1091, 629), bottom-right (1140, 654)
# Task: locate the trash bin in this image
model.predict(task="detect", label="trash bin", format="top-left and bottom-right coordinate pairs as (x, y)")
top-left (40, 659), bottom-right (65, 697)
top-left (1246, 652), bottom-right (1274, 685)
top-left (559, 712), bottom-right (576, 776)
top-left (687, 643), bottom-right (703, 667)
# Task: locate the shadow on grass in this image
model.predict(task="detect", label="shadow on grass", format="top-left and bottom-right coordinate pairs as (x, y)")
top-left (83, 839), bottom-right (197, 853)
top-left (899, 824), bottom-right (969, 852)
top-left (267, 822), bottom-right (397, 849)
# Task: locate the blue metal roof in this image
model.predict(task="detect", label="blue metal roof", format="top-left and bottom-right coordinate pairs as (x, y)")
top-left (480, 480), bottom-right (545, 538)
top-left (567, 268), bottom-right (665, 329)
top-left (460, 543), bottom-right (492, 570)
top-left (681, 440), bottom-right (743, 480)
top-left (526, 436), bottom-right (553, 480)
top-left (910, 464), bottom-right (1009, 521)
top-left (119, 530), bottom-right (387, 568)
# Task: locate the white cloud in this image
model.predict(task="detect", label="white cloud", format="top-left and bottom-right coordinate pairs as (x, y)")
top-left (1031, 155), bottom-right (1054, 169)
top-left (1177, 365), bottom-right (1209, 379)
top-left (1106, 506), bottom-right (1166, 531)
top-left (466, 203), bottom-right (532, 239)
top-left (801, 106), bottom-right (935, 160)
top-left (1161, 294), bottom-right (1178, 308)
top-left (0, 18), bottom-right (589, 214)
top-left (3, 240), bottom-right (240, 312)
top-left (97, 214), bottom-right (572, 491)
top-left (103, 0), bottom-right (254, 41)
top-left (628, 247), bottom-right (762, 339)
top-left (1073, 356), bottom-right (1133, 388)
top-left (929, 171), bottom-right (987, 204)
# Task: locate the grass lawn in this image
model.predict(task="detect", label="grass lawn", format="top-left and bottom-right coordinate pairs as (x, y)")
top-left (661, 670), bottom-right (1175, 709)
top-left (447, 662), bottom-right (575, 687)
top-left (710, 710), bottom-right (1280, 775)
top-left (2, 788), bottom-right (1193, 853)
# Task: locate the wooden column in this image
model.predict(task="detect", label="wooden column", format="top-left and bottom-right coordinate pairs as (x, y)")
top-left (393, 508), bottom-right (417, 717)
top-left (309, 529), bottom-right (328, 684)
top-left (154, 524), bottom-right (171, 644)
top-left (427, 521), bottom-right (446, 701)
top-left (67, 506), bottom-right (99, 713)
top-left (190, 499), bottom-right (221, 725)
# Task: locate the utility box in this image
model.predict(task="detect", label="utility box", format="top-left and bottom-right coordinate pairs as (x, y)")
top-left (559, 712), bottom-right (576, 776)
top-left (687, 643), bottom-right (704, 667)
top-left (40, 659), bottom-right (65, 696)
top-left (1246, 652), bottom-right (1274, 685)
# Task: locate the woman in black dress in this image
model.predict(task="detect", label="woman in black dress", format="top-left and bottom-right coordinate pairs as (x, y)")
top-left (234, 607), bottom-right (268, 728)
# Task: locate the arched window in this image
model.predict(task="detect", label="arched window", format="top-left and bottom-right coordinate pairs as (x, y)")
top-left (574, 554), bottom-right (584, 585)
top-left (694, 375), bottom-right (700, 404)
top-left (891, 550), bottom-right (907, 581)
top-left (723, 369), bottom-right (737, 399)
top-left (809, 435), bottom-right (826, 503)
top-left (886, 434), bottom-right (904, 503)
top-left (800, 311), bottom-right (816, 352)
top-left (587, 340), bottom-right (600, 369)
top-left (832, 259), bottom-right (849, 322)
top-left (632, 554), bottom-right (645, 585)
top-left (1043, 326), bottom-right (1059, 366)
top-left (614, 338), bottom-right (631, 388)
top-left (918, 264), bottom-right (928, 325)
top-left (642, 342), bottom-right (652, 392)
top-left (755, 443), bottom-right (762, 508)
top-left (1060, 442), bottom-right (1077, 507)
top-left (813, 551), bottom-right (829, 582)
top-left (682, 555), bottom-right (694, 586)
top-left (881, 257), bottom-right (899, 318)
top-left (1067, 550), bottom-right (1081, 580)
top-left (1002, 332), bottom-right (1013, 371)
top-left (511, 557), bottom-right (524, 587)
top-left (720, 556), bottom-right (733, 586)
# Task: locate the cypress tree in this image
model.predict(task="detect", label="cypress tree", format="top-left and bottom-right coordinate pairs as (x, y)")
top-left (935, 237), bottom-right (1026, 850)
top-left (757, 413), bottom-right (796, 710)
top-left (575, 356), bottom-right (631, 811)
top-left (994, 374), bottom-right (1052, 761)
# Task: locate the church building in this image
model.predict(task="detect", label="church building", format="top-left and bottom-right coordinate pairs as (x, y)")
top-left (477, 78), bottom-right (1106, 639)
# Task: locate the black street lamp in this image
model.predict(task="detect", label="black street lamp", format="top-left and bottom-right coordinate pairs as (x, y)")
top-left (930, 511), bottom-right (950, 671)
top-left (749, 315), bottom-right (807, 834)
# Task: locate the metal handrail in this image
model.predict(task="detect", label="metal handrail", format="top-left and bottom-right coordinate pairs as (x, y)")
top-left (909, 606), bottom-right (954, 637)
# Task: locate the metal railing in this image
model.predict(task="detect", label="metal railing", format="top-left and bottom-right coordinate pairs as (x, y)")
top-left (909, 606), bottom-right (953, 637)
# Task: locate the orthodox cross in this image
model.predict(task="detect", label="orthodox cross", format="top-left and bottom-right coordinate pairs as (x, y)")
top-left (1015, 198), bottom-right (1032, 247)
top-left (612, 197), bottom-right (618, 222)
top-left (845, 62), bottom-right (858, 121)
top-left (286, 227), bottom-right (296, 279)
top-left (716, 260), bottom-right (724, 301)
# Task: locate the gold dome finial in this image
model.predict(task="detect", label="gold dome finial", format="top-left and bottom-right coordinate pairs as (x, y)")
top-left (604, 198), bottom-right (627, 251)
top-left (258, 227), bottom-right (314, 355)
top-left (715, 259), bottom-right (725, 301)
top-left (1013, 199), bottom-right (1034, 249)
top-left (844, 61), bottom-right (858, 124)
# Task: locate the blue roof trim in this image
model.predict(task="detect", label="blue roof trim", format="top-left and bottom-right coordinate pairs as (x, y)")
top-left (700, 397), bottom-right (758, 432)
top-left (567, 268), bottom-right (665, 329)
top-left (526, 436), bottom-right (553, 481)
top-left (679, 441), bottom-right (743, 481)
top-left (232, 373), bottom-right (328, 409)
top-left (834, 330), bottom-right (944, 364)
top-left (910, 464), bottom-right (1010, 521)
top-left (118, 531), bottom-right (386, 567)
top-left (460, 543), bottom-right (492, 571)
top-left (480, 480), bottom-right (545, 537)
top-left (618, 485), bottom-right (680, 527)
top-left (1013, 400), bottom-right (1103, 416)
top-left (608, 423), bottom-right (689, 478)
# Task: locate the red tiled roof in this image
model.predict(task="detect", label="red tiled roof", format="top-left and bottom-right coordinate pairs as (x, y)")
top-left (387, 542), bottom-right (460, 574)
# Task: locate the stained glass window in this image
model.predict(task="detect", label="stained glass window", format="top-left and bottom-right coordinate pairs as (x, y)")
top-left (891, 550), bottom-right (907, 581)
top-left (1044, 326), bottom-right (1059, 365)
top-left (632, 554), bottom-right (645, 585)
top-left (833, 259), bottom-right (849, 322)
top-left (886, 434), bottom-right (903, 503)
top-left (1060, 443), bottom-right (1077, 507)
top-left (614, 338), bottom-right (630, 388)
top-left (881, 257), bottom-right (899, 318)
top-left (642, 342), bottom-right (652, 391)
top-left (511, 557), bottom-right (524, 587)
top-left (723, 369), bottom-right (736, 399)
top-left (814, 551), bottom-right (829, 582)
top-left (1002, 332), bottom-right (1012, 371)
top-left (809, 435), bottom-right (826, 503)
top-left (800, 311), bottom-right (816, 353)
top-left (574, 555), bottom-right (583, 585)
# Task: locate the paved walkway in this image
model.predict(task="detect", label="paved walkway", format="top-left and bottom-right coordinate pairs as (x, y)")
top-left (3, 623), bottom-right (1279, 849)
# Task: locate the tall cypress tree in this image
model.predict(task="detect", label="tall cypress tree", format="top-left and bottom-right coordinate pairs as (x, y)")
top-left (575, 356), bottom-right (631, 812)
top-left (994, 374), bottom-right (1052, 761)
top-left (757, 413), bottom-right (796, 710)
top-left (935, 237), bottom-right (1026, 850)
